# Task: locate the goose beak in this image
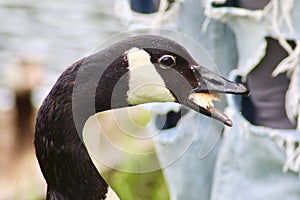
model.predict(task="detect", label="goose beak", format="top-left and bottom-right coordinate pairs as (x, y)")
top-left (186, 65), bottom-right (249, 126)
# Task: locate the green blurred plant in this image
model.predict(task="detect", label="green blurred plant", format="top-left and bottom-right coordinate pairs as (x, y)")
top-left (102, 160), bottom-right (170, 200)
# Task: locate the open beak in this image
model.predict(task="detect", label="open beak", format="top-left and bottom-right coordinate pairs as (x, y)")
top-left (186, 65), bottom-right (249, 126)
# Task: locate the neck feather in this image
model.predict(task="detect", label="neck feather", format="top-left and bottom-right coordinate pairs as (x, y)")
top-left (34, 58), bottom-right (124, 200)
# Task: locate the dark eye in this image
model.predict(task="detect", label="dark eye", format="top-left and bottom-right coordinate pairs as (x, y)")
top-left (159, 55), bottom-right (176, 68)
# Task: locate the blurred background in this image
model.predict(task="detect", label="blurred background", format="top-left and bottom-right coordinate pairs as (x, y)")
top-left (0, 0), bottom-right (171, 199)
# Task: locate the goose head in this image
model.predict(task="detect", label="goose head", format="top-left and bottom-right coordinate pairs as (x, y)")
top-left (87, 35), bottom-right (248, 126)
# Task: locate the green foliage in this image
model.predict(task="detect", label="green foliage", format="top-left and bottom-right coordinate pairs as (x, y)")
top-left (102, 166), bottom-right (170, 200)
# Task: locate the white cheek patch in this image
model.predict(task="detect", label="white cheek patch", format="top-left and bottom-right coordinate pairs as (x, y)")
top-left (126, 47), bottom-right (151, 69)
top-left (126, 48), bottom-right (176, 105)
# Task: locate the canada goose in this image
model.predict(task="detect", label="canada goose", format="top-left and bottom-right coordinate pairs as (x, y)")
top-left (34, 35), bottom-right (248, 200)
top-left (4, 58), bottom-right (43, 150)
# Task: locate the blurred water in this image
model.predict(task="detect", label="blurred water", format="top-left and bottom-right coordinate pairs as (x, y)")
top-left (0, 0), bottom-right (123, 110)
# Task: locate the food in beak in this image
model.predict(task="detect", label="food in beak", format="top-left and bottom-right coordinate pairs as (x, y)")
top-left (188, 92), bottom-right (220, 110)
top-left (187, 92), bottom-right (233, 126)
top-left (188, 66), bottom-right (249, 126)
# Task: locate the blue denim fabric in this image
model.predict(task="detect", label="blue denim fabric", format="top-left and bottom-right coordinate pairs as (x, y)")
top-left (153, 111), bottom-right (224, 200)
top-left (211, 74), bottom-right (300, 200)
top-left (205, 0), bottom-right (300, 125)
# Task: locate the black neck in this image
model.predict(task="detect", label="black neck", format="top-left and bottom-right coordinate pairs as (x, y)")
top-left (34, 56), bottom-right (128, 199)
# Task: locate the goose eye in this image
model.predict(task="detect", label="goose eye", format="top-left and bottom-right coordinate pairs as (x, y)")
top-left (159, 55), bottom-right (176, 68)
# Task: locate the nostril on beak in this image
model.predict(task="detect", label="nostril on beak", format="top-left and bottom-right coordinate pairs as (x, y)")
top-left (193, 65), bottom-right (249, 95)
